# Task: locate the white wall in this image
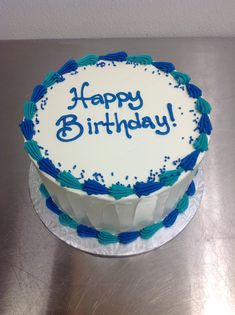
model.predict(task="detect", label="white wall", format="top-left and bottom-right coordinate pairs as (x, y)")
top-left (1, 0), bottom-right (235, 39)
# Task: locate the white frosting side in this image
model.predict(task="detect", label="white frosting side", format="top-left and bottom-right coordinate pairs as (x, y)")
top-left (33, 61), bottom-right (200, 186)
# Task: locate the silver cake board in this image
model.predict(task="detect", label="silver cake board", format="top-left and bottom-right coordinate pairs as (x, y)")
top-left (29, 163), bottom-right (204, 257)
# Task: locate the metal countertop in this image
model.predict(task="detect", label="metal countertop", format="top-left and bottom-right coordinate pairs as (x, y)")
top-left (0, 38), bottom-right (235, 315)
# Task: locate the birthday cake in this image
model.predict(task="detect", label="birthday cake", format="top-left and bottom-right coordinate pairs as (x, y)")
top-left (20, 52), bottom-right (212, 245)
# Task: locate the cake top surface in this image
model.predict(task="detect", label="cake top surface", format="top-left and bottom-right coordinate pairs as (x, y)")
top-left (20, 52), bottom-right (212, 199)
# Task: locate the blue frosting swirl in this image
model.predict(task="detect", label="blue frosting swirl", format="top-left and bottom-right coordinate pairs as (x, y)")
top-left (179, 150), bottom-right (200, 171)
top-left (186, 181), bottom-right (196, 196)
top-left (140, 222), bottom-right (163, 239)
top-left (152, 62), bottom-right (175, 73)
top-left (196, 97), bottom-right (212, 114)
top-left (24, 140), bottom-right (42, 161)
top-left (171, 71), bottom-right (191, 84)
top-left (83, 179), bottom-right (109, 195)
top-left (99, 51), bottom-right (128, 62)
top-left (39, 183), bottom-right (50, 198)
top-left (176, 194), bottom-right (189, 213)
top-left (57, 171), bottom-right (82, 190)
top-left (109, 184), bottom-right (134, 199)
top-left (38, 158), bottom-right (60, 178)
top-left (57, 59), bottom-right (78, 75)
top-left (23, 101), bottom-right (36, 119)
top-left (77, 224), bottom-right (98, 238)
top-left (118, 231), bottom-right (139, 244)
top-left (76, 54), bottom-right (98, 67)
top-left (193, 133), bottom-right (208, 152)
top-left (43, 71), bottom-right (62, 87)
top-left (98, 231), bottom-right (119, 245)
top-left (198, 114), bottom-right (212, 135)
top-left (19, 119), bottom-right (35, 140)
top-left (126, 55), bottom-right (152, 65)
top-left (134, 181), bottom-right (163, 197)
top-left (31, 84), bottom-right (47, 103)
top-left (46, 197), bottom-right (63, 215)
top-left (186, 83), bottom-right (202, 98)
top-left (59, 213), bottom-right (78, 229)
top-left (159, 168), bottom-right (184, 186)
top-left (163, 209), bottom-right (179, 227)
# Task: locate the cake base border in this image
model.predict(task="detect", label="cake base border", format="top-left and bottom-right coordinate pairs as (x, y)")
top-left (28, 163), bottom-right (204, 257)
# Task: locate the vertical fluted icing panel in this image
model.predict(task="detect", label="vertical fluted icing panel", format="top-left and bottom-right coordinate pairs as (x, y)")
top-left (38, 165), bottom-right (197, 233)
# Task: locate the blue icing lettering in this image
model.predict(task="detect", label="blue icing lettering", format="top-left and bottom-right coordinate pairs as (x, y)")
top-left (93, 113), bottom-right (115, 135)
top-left (142, 116), bottom-right (155, 129)
top-left (56, 114), bottom-right (84, 142)
top-left (55, 81), bottom-right (179, 141)
top-left (55, 105), bottom-right (175, 142)
top-left (154, 115), bottom-right (170, 135)
top-left (68, 81), bottom-right (143, 111)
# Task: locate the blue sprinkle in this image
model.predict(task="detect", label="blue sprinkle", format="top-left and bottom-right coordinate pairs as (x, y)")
top-left (189, 136), bottom-right (194, 144)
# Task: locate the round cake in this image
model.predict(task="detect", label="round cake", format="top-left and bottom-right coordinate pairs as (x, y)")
top-left (20, 52), bottom-right (212, 245)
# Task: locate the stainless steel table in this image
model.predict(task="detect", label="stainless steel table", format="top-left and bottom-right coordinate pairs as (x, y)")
top-left (0, 38), bottom-right (234, 315)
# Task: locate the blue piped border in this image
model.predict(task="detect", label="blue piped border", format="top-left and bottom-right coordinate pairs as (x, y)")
top-left (40, 180), bottom-right (196, 245)
top-left (20, 52), bottom-right (212, 199)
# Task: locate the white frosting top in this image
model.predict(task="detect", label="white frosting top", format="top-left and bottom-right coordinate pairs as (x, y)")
top-left (33, 61), bottom-right (200, 186)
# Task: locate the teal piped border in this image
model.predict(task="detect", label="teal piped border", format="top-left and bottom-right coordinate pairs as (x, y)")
top-left (171, 71), bottom-right (191, 85)
top-left (23, 101), bottom-right (37, 119)
top-left (76, 54), bottom-right (98, 67)
top-left (109, 184), bottom-right (134, 200)
top-left (57, 171), bottom-right (83, 190)
top-left (193, 133), bottom-right (208, 152)
top-left (159, 168), bottom-right (184, 186)
top-left (20, 52), bottom-right (212, 199)
top-left (126, 55), bottom-right (152, 65)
